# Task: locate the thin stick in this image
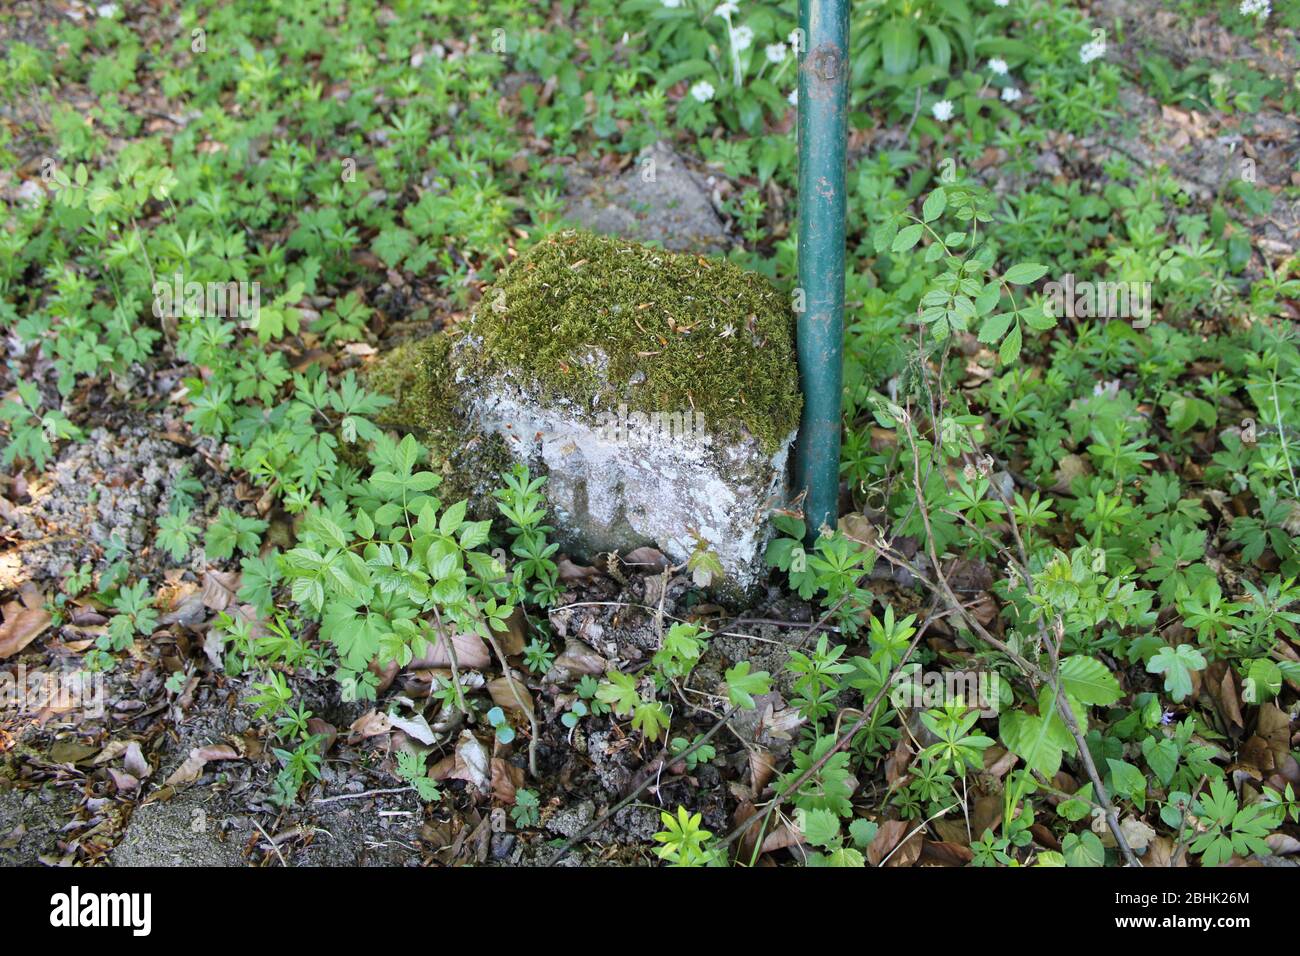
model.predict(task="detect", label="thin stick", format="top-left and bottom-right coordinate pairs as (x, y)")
top-left (483, 629), bottom-right (540, 779)
top-left (431, 605), bottom-right (469, 716)
top-left (252, 819), bottom-right (291, 868)
top-left (312, 786), bottom-right (415, 805)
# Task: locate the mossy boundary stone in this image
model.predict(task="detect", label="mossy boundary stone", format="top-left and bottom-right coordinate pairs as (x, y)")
top-left (368, 230), bottom-right (802, 594)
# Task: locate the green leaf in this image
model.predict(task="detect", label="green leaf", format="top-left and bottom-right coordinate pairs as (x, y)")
top-left (1002, 262), bottom-right (1048, 285)
top-left (799, 808), bottom-right (842, 849)
top-left (999, 687), bottom-right (1076, 777)
top-left (1063, 831), bottom-right (1105, 867)
top-left (922, 188), bottom-right (946, 223)
top-left (439, 499), bottom-right (467, 536)
top-left (372, 227), bottom-right (415, 269)
top-left (1107, 758), bottom-right (1147, 807)
top-left (978, 311), bottom-right (1014, 344)
top-left (879, 19), bottom-right (919, 75)
top-left (1057, 784), bottom-right (1095, 821)
top-left (1146, 643), bottom-right (1206, 702)
top-left (892, 223), bottom-right (924, 254)
top-left (1059, 656), bottom-right (1123, 707)
top-left (1243, 658), bottom-right (1281, 703)
top-left (998, 322), bottom-right (1023, 363)
top-left (723, 661), bottom-right (772, 710)
top-left (1141, 737), bottom-right (1179, 787)
top-left (632, 700), bottom-right (670, 741)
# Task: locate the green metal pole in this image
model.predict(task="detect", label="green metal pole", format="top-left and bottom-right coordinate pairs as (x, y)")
top-left (793, 0), bottom-right (848, 538)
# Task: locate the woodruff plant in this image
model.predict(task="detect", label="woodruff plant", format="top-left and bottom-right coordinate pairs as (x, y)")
top-left (280, 432), bottom-right (528, 701)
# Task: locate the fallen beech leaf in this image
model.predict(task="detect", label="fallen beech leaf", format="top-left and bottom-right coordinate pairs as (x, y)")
top-left (557, 557), bottom-right (603, 583)
top-left (499, 607), bottom-right (527, 657)
top-left (551, 639), bottom-right (606, 678)
top-left (931, 818), bottom-right (969, 845)
top-left (0, 587), bottom-right (51, 660)
top-left (368, 656), bottom-right (400, 694)
top-left (748, 747), bottom-right (776, 795)
top-left (884, 738), bottom-right (913, 787)
top-left (1144, 835), bottom-right (1184, 867)
top-left (93, 741), bottom-right (131, 765)
top-left (431, 731), bottom-right (491, 793)
top-left (986, 746), bottom-right (1019, 781)
top-left (488, 675), bottom-right (534, 718)
top-left (389, 711), bottom-right (436, 745)
top-left (201, 570), bottom-right (241, 612)
top-left (732, 800), bottom-right (761, 862)
top-left (760, 821), bottom-right (804, 855)
top-left (123, 741), bottom-right (151, 779)
top-left (838, 512), bottom-right (879, 552)
top-left (1265, 833), bottom-right (1300, 855)
top-left (1030, 823), bottom-right (1061, 852)
top-left (307, 718), bottom-right (338, 755)
top-left (164, 743), bottom-right (241, 787)
top-left (1120, 816), bottom-right (1156, 852)
top-left (410, 630), bottom-right (490, 670)
top-left (970, 795), bottom-right (1002, 840)
top-left (920, 840), bottom-right (973, 866)
top-left (348, 710), bottom-right (393, 741)
top-left (1257, 704), bottom-right (1291, 767)
top-left (108, 769), bottom-right (139, 792)
top-left (195, 743), bottom-right (242, 761)
top-left (1205, 662), bottom-right (1244, 737)
top-left (868, 820), bottom-right (920, 867)
top-left (490, 757), bottom-right (523, 804)
top-left (48, 739), bottom-right (100, 764)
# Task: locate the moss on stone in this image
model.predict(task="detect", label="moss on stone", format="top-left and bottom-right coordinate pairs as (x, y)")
top-left (458, 230), bottom-right (801, 453)
top-left (368, 336), bottom-right (450, 435)
top-left (364, 334), bottom-right (511, 504)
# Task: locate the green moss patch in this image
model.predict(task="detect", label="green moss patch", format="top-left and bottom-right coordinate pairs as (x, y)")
top-left (458, 230), bottom-right (801, 453)
top-left (364, 334), bottom-right (510, 503)
top-left (367, 335), bottom-right (458, 437)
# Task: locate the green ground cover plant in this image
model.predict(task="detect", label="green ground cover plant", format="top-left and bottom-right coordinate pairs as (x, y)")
top-left (1, 0), bottom-right (1297, 869)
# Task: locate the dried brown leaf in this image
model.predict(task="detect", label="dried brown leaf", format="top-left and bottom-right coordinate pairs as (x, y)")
top-left (201, 570), bottom-right (241, 612)
top-left (410, 630), bottom-right (490, 670)
top-left (0, 587), bottom-right (51, 660)
top-left (488, 674), bottom-right (534, 718)
top-left (164, 743), bottom-right (241, 787)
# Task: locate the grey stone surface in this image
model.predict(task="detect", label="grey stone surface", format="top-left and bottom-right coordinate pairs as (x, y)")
top-left (457, 369), bottom-right (793, 594)
top-left (564, 141), bottom-right (729, 253)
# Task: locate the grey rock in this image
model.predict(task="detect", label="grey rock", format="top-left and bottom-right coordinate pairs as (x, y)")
top-left (564, 141), bottom-right (729, 252)
top-left (544, 799), bottom-right (595, 839)
top-left (458, 373), bottom-right (794, 594)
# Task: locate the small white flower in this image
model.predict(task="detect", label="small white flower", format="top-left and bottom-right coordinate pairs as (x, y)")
top-left (1239, 0), bottom-right (1270, 17)
top-left (690, 80), bottom-right (716, 103)
top-left (1079, 38), bottom-right (1106, 64)
top-left (788, 89), bottom-right (798, 106)
top-left (660, 0), bottom-right (682, 7)
top-left (96, 2), bottom-right (119, 16)
top-left (988, 57), bottom-right (1008, 75)
top-left (932, 99), bottom-right (954, 121)
top-left (730, 25), bottom-right (754, 52)
top-left (713, 2), bottom-right (739, 19)
top-left (1001, 85), bottom-right (1021, 102)
top-left (765, 42), bottom-right (787, 64)
top-left (994, 0), bottom-right (1010, 6)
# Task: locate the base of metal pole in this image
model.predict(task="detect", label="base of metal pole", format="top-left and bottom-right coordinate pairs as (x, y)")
top-left (792, 0), bottom-right (849, 539)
